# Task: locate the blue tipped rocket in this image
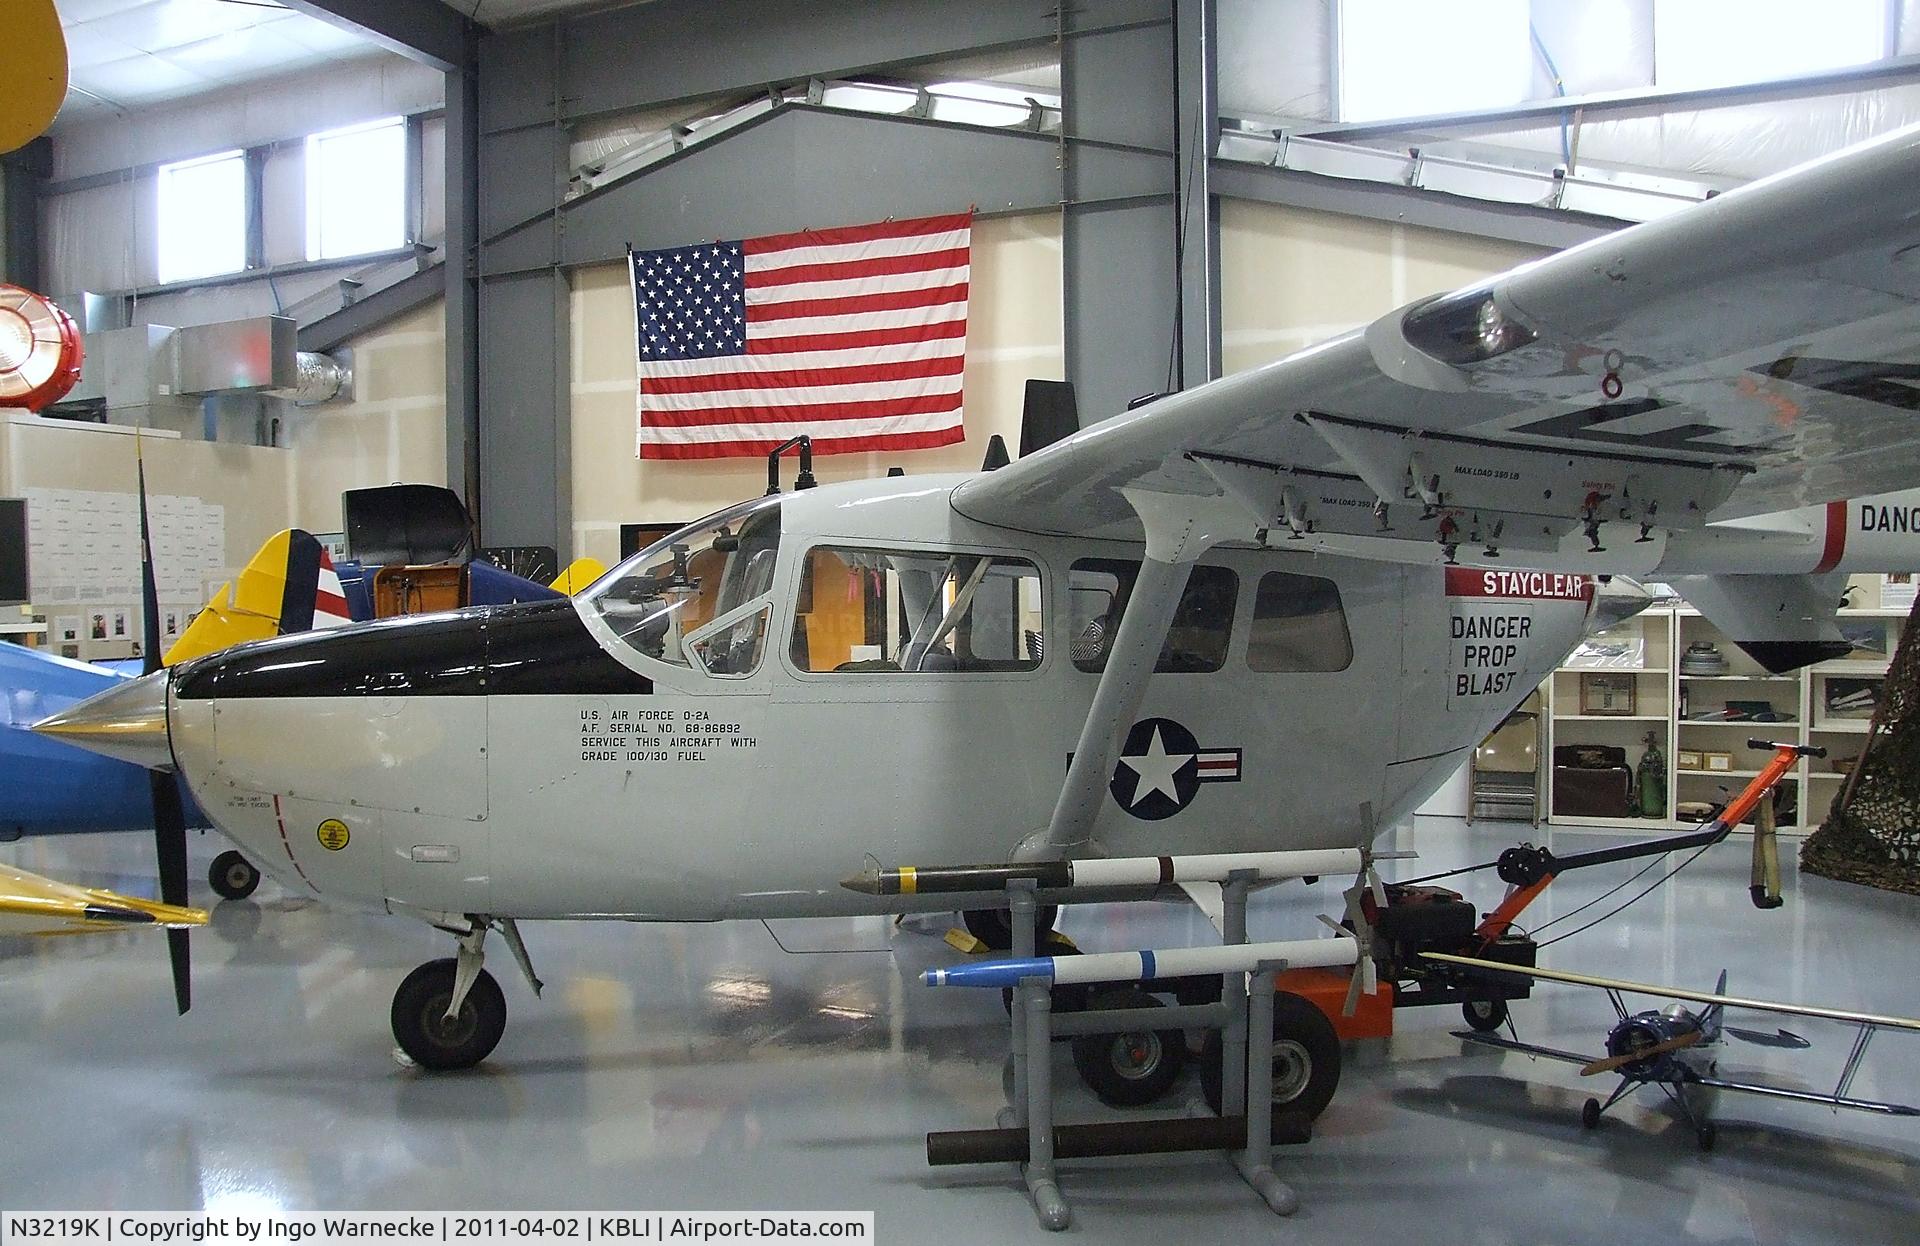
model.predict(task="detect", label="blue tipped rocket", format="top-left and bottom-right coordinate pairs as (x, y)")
top-left (923, 936), bottom-right (1358, 990)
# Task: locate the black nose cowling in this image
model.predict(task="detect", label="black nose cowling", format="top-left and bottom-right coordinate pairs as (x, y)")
top-left (171, 599), bottom-right (653, 700)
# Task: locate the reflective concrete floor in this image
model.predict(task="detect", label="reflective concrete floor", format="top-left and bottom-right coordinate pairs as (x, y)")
top-left (2, 820), bottom-right (1916, 1242)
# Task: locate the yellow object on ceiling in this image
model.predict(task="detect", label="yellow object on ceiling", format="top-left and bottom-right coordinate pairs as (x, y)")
top-left (0, 2), bottom-right (67, 155)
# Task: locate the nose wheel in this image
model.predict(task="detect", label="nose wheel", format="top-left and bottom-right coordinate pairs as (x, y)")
top-left (391, 917), bottom-right (543, 1071)
top-left (208, 850), bottom-right (261, 901)
top-left (391, 958), bottom-right (506, 1071)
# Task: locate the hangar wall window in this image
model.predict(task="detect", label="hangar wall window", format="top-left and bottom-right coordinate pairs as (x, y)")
top-left (1248, 571), bottom-right (1353, 673)
top-left (790, 547), bottom-right (1043, 674)
top-left (1336, 0), bottom-right (1532, 123)
top-left (306, 117), bottom-right (407, 261)
top-left (1653, 0), bottom-right (1886, 91)
top-left (156, 150), bottom-right (246, 284)
top-left (1069, 560), bottom-right (1237, 674)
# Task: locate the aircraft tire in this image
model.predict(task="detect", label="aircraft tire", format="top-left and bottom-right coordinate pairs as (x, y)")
top-left (963, 905), bottom-right (1058, 951)
top-left (391, 959), bottom-right (507, 1071)
top-left (209, 851), bottom-right (261, 901)
top-left (1581, 1097), bottom-right (1602, 1130)
top-left (1696, 1123), bottom-right (1716, 1152)
top-left (1201, 991), bottom-right (1342, 1121)
top-left (1463, 994), bottom-right (1508, 1032)
top-left (1071, 988), bottom-right (1185, 1107)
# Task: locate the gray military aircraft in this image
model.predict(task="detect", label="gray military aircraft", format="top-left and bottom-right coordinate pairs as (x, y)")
top-left (37, 122), bottom-right (1920, 1072)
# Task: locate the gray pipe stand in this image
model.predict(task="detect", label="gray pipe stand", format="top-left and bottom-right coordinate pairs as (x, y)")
top-left (940, 872), bottom-right (1309, 1229)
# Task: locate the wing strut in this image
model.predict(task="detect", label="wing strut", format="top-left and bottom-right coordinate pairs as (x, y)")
top-left (1019, 489), bottom-right (1253, 859)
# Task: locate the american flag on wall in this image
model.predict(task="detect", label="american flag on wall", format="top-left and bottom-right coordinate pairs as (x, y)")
top-left (631, 211), bottom-right (972, 459)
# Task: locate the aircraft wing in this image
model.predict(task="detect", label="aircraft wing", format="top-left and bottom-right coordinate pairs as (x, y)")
top-left (1690, 1075), bottom-right (1920, 1117)
top-left (1424, 953), bottom-right (1920, 1033)
top-left (952, 124), bottom-right (1920, 561)
top-left (0, 862), bottom-right (207, 936)
top-left (1453, 1029), bottom-right (1599, 1068)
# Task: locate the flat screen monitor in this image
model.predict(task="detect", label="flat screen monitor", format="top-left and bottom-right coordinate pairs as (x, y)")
top-left (0, 499), bottom-right (26, 607)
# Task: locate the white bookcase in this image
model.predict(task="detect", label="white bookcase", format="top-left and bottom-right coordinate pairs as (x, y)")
top-left (1540, 578), bottom-right (1907, 834)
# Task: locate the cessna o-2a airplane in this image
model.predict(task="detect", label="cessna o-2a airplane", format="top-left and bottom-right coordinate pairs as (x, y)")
top-left (34, 123), bottom-right (1920, 1073)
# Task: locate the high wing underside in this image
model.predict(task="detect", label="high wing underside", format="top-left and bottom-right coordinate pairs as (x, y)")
top-left (953, 125), bottom-right (1920, 563)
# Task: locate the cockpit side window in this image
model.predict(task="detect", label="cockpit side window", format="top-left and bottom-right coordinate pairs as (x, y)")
top-left (584, 496), bottom-right (783, 671)
top-left (789, 545), bottom-right (1044, 673)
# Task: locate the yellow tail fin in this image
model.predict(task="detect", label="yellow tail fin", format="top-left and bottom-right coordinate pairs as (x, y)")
top-left (549, 556), bottom-right (607, 596)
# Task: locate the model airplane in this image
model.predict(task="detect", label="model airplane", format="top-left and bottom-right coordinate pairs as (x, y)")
top-left (0, 860), bottom-right (206, 936)
top-left (1428, 953), bottom-right (1920, 1149)
top-left (32, 123), bottom-right (1920, 1072)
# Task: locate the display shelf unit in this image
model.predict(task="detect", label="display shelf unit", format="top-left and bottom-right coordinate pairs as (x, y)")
top-left (1540, 578), bottom-right (1905, 834)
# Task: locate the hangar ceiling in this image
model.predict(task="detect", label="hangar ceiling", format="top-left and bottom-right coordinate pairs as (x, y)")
top-left (51, 0), bottom-right (385, 124)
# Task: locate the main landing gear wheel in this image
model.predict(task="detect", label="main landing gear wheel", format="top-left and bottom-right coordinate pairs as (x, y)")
top-left (1071, 987), bottom-right (1186, 1107)
top-left (1463, 994), bottom-right (1508, 1033)
top-left (1202, 990), bottom-right (1342, 1121)
top-left (963, 904), bottom-right (1058, 951)
top-left (1696, 1122), bottom-right (1717, 1153)
top-left (391, 958), bottom-right (506, 1071)
top-left (1581, 1097), bottom-right (1603, 1130)
top-left (209, 850), bottom-right (261, 900)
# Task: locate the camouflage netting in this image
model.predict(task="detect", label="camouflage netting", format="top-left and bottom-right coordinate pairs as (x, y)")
top-left (1803, 595), bottom-right (1920, 896)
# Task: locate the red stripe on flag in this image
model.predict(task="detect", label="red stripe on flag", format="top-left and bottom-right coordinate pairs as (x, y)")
top-left (748, 282), bottom-right (969, 323)
top-left (640, 425), bottom-right (968, 460)
top-left (642, 355), bottom-right (964, 394)
top-left (747, 320), bottom-right (966, 355)
top-left (746, 247), bottom-right (970, 288)
top-left (743, 212), bottom-right (974, 256)
top-left (641, 391), bottom-right (962, 428)
top-left (314, 590), bottom-right (350, 617)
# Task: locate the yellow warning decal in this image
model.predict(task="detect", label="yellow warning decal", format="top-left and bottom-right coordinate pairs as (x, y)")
top-left (316, 819), bottom-right (351, 851)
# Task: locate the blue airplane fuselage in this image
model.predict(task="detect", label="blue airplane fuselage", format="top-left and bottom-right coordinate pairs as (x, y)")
top-left (0, 643), bottom-right (207, 839)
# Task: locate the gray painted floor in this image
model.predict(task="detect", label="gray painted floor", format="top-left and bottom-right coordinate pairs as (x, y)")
top-left (2, 819), bottom-right (1916, 1242)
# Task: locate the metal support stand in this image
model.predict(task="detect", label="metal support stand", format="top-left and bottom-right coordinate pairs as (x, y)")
top-left (1234, 960), bottom-right (1299, 1214)
top-left (997, 880), bottom-right (1039, 1132)
top-left (964, 870), bottom-right (1308, 1229)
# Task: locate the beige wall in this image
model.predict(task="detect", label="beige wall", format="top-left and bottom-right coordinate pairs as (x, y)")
top-left (567, 212), bottom-right (1066, 566)
top-left (1220, 199), bottom-right (1549, 376)
top-left (285, 300), bottom-right (449, 538)
top-left (263, 203), bottom-right (1545, 565)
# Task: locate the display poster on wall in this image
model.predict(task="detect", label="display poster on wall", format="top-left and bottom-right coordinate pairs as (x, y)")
top-left (21, 487), bottom-right (225, 608)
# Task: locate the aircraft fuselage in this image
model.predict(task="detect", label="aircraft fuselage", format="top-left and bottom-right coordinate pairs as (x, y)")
top-left (160, 476), bottom-right (1597, 924)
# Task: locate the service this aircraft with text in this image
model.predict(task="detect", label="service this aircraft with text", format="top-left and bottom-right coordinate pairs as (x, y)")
top-left (37, 123), bottom-right (1920, 1071)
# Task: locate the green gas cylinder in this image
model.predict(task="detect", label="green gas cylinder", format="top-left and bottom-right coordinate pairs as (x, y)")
top-left (1637, 731), bottom-right (1667, 819)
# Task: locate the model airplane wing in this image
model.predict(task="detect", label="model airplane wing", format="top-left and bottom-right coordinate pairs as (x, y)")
top-left (1452, 1029), bottom-right (1600, 1068)
top-left (953, 125), bottom-right (1920, 564)
top-left (1423, 952), bottom-right (1920, 1033)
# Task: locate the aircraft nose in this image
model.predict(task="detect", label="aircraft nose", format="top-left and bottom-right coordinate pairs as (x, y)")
top-left (32, 669), bottom-right (175, 770)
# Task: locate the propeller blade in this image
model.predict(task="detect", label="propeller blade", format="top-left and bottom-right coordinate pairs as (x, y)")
top-left (137, 443), bottom-right (190, 1014)
top-left (1726, 1025), bottom-right (1812, 1050)
top-left (1579, 1029), bottom-right (1703, 1076)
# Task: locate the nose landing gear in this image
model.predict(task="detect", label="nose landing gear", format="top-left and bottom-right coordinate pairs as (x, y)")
top-left (391, 917), bottom-right (544, 1071)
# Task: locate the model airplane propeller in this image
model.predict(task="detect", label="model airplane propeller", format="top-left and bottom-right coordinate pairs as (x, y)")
top-left (1429, 952), bottom-right (1920, 1151)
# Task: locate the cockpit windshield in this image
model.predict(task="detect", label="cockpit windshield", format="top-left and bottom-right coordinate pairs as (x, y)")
top-left (584, 495), bottom-right (784, 675)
